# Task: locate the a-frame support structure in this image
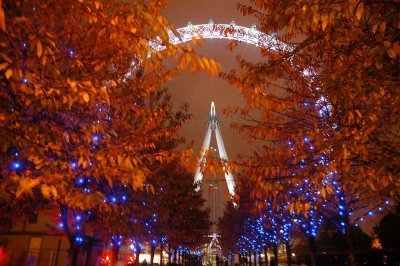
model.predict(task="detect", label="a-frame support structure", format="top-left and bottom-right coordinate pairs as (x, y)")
top-left (194, 102), bottom-right (235, 196)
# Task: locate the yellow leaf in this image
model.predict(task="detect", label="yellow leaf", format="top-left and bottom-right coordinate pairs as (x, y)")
top-left (5, 69), bottom-right (12, 79)
top-left (0, 5), bottom-right (5, 32)
top-left (41, 185), bottom-right (51, 199)
top-left (37, 41), bottom-right (43, 58)
top-left (117, 155), bottom-right (123, 165)
top-left (321, 14), bottom-right (329, 30)
top-left (321, 188), bottom-right (326, 199)
top-left (83, 92), bottom-right (89, 103)
top-left (367, 180), bottom-right (375, 190)
top-left (0, 62), bottom-right (9, 71)
top-left (356, 3), bottom-right (364, 20)
top-left (16, 178), bottom-right (41, 198)
top-left (387, 49), bottom-right (396, 59)
top-left (50, 186), bottom-right (58, 198)
top-left (125, 158), bottom-right (134, 169)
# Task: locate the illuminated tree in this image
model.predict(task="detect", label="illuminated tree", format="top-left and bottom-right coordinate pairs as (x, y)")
top-left (0, 0), bottom-right (219, 265)
top-left (222, 2), bottom-right (399, 266)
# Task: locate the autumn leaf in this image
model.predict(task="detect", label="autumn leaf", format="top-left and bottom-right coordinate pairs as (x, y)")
top-left (82, 92), bottom-right (89, 103)
top-left (0, 1), bottom-right (5, 32)
top-left (0, 52), bottom-right (12, 63)
top-left (124, 157), bottom-right (134, 169)
top-left (387, 49), bottom-right (396, 59)
top-left (41, 184), bottom-right (58, 199)
top-left (37, 41), bottom-right (43, 58)
top-left (356, 3), bottom-right (364, 20)
top-left (5, 68), bottom-right (12, 79)
top-left (16, 178), bottom-right (41, 198)
top-left (0, 62), bottom-right (8, 71)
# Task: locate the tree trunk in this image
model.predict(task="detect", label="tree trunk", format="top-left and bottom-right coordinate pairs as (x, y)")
top-left (264, 246), bottom-right (268, 266)
top-left (113, 246), bottom-right (120, 265)
top-left (135, 245), bottom-right (141, 266)
top-left (272, 244), bottom-right (278, 266)
top-left (68, 244), bottom-right (79, 266)
top-left (258, 252), bottom-right (262, 266)
top-left (160, 242), bottom-right (164, 266)
top-left (345, 229), bottom-right (357, 266)
top-left (61, 204), bottom-right (79, 266)
top-left (249, 251), bottom-right (252, 266)
top-left (168, 246), bottom-right (172, 266)
top-left (173, 249), bottom-right (177, 264)
top-left (285, 240), bottom-right (292, 266)
top-left (150, 242), bottom-right (156, 266)
top-left (308, 236), bottom-right (317, 266)
top-left (85, 237), bottom-right (93, 266)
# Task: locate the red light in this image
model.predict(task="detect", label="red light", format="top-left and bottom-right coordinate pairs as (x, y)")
top-left (106, 255), bottom-right (110, 261)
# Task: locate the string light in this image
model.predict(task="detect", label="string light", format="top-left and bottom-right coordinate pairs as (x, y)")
top-left (11, 161), bottom-right (22, 170)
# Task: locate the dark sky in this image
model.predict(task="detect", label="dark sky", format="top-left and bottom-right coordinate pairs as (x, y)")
top-left (162, 0), bottom-right (260, 159)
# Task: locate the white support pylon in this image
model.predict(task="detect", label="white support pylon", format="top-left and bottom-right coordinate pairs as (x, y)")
top-left (194, 102), bottom-right (236, 196)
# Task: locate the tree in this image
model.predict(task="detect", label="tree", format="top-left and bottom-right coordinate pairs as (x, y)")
top-left (221, 2), bottom-right (399, 266)
top-left (317, 218), bottom-right (372, 253)
top-left (374, 207), bottom-right (400, 249)
top-left (0, 0), bottom-right (219, 265)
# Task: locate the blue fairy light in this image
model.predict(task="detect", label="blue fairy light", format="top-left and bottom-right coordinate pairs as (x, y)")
top-left (92, 135), bottom-right (100, 142)
top-left (11, 161), bottom-right (22, 170)
top-left (70, 162), bottom-right (77, 169)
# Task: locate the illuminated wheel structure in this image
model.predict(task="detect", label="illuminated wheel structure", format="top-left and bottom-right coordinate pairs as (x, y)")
top-left (155, 22), bottom-right (293, 266)
top-left (153, 20), bottom-right (290, 52)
